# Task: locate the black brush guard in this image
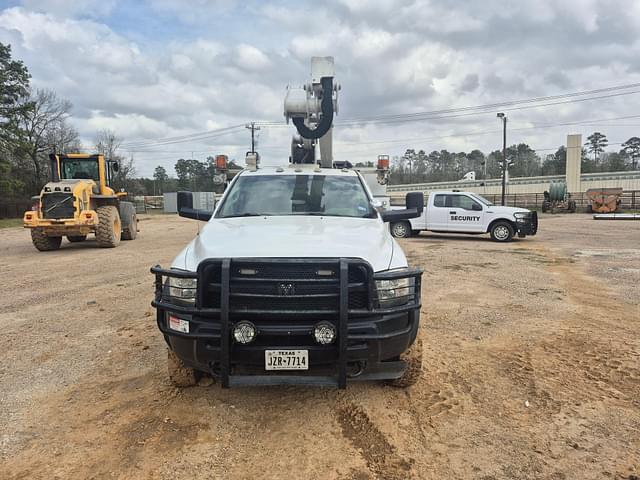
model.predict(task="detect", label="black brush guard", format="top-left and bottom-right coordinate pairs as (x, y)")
top-left (516, 211), bottom-right (538, 236)
top-left (151, 258), bottom-right (422, 388)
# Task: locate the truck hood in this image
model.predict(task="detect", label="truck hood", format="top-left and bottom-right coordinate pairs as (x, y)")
top-left (487, 205), bottom-right (530, 215)
top-left (172, 216), bottom-right (399, 272)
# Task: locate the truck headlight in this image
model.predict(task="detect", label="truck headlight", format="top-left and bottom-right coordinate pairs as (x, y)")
top-left (514, 212), bottom-right (529, 220)
top-left (168, 276), bottom-right (197, 305)
top-left (375, 276), bottom-right (414, 308)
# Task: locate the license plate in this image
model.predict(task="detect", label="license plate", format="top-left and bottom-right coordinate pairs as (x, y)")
top-left (265, 350), bottom-right (308, 370)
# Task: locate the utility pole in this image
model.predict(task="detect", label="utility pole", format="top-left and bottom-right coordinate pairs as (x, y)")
top-left (497, 113), bottom-right (507, 205)
top-left (245, 122), bottom-right (260, 153)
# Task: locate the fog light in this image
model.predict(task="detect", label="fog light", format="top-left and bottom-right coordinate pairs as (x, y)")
top-left (233, 321), bottom-right (256, 344)
top-left (313, 322), bottom-right (336, 345)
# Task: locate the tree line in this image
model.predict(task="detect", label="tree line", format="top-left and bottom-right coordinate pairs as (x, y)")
top-left (386, 132), bottom-right (640, 185)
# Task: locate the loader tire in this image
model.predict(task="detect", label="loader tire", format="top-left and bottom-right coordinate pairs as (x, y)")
top-left (67, 235), bottom-right (87, 242)
top-left (120, 201), bottom-right (138, 240)
top-left (95, 205), bottom-right (121, 248)
top-left (31, 229), bottom-right (62, 251)
top-left (389, 337), bottom-right (423, 388)
top-left (167, 349), bottom-right (198, 387)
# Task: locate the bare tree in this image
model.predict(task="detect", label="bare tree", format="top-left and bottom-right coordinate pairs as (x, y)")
top-left (46, 118), bottom-right (81, 154)
top-left (95, 129), bottom-right (122, 163)
top-left (17, 88), bottom-right (75, 190)
top-left (95, 129), bottom-right (138, 191)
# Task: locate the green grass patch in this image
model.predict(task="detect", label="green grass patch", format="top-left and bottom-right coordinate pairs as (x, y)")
top-left (0, 218), bottom-right (24, 229)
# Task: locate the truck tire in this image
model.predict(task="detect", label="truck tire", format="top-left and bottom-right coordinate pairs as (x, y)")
top-left (490, 221), bottom-right (514, 242)
top-left (167, 349), bottom-right (198, 387)
top-left (391, 221), bottom-right (411, 238)
top-left (390, 338), bottom-right (423, 388)
top-left (67, 235), bottom-right (87, 242)
top-left (31, 229), bottom-right (62, 251)
top-left (95, 205), bottom-right (121, 248)
top-left (119, 202), bottom-right (137, 240)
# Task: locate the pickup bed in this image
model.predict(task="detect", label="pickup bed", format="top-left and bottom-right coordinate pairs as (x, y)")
top-left (390, 190), bottom-right (538, 242)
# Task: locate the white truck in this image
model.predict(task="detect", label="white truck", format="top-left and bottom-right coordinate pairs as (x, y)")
top-left (389, 190), bottom-right (538, 242)
top-left (150, 57), bottom-right (426, 389)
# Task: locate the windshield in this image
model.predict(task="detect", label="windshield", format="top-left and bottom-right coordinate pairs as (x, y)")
top-left (61, 159), bottom-right (100, 182)
top-left (470, 193), bottom-right (494, 206)
top-left (217, 174), bottom-right (376, 218)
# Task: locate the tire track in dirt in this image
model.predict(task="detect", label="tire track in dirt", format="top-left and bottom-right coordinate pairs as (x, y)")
top-left (500, 243), bottom-right (640, 407)
top-left (337, 403), bottom-right (413, 480)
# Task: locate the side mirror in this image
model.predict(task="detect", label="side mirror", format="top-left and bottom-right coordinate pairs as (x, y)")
top-left (177, 191), bottom-right (193, 211)
top-left (177, 191), bottom-right (213, 221)
top-left (405, 192), bottom-right (424, 215)
top-left (380, 191), bottom-right (424, 223)
top-left (112, 162), bottom-right (119, 173)
top-left (472, 203), bottom-right (482, 211)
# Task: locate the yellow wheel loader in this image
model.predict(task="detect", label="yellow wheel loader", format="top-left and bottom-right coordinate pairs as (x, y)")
top-left (23, 153), bottom-right (138, 251)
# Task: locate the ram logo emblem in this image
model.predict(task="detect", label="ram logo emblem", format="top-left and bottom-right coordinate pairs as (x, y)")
top-left (277, 283), bottom-right (296, 296)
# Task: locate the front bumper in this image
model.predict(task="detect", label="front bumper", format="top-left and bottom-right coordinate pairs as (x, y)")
top-left (23, 209), bottom-right (98, 235)
top-left (515, 211), bottom-right (538, 236)
top-left (151, 258), bottom-right (422, 388)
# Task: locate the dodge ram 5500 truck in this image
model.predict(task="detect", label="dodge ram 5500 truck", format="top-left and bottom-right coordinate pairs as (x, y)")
top-left (151, 165), bottom-right (425, 388)
top-left (390, 190), bottom-right (538, 242)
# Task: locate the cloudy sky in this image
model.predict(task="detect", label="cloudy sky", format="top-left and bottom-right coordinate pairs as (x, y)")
top-left (1, 0), bottom-right (640, 176)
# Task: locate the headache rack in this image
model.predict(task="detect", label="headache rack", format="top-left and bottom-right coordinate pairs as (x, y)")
top-left (151, 258), bottom-right (422, 388)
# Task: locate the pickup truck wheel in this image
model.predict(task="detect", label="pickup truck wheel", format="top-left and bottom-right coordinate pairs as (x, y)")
top-left (390, 338), bottom-right (423, 388)
top-left (391, 221), bottom-right (411, 238)
top-left (67, 235), bottom-right (87, 242)
top-left (31, 229), bottom-right (62, 251)
top-left (167, 349), bottom-right (198, 387)
top-left (490, 221), bottom-right (515, 242)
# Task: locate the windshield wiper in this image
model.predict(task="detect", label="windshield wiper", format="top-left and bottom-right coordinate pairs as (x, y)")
top-left (221, 212), bottom-right (268, 218)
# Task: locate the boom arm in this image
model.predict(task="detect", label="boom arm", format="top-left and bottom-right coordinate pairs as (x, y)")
top-left (284, 57), bottom-right (339, 168)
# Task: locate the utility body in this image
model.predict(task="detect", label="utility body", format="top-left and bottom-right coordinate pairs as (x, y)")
top-left (389, 190), bottom-right (538, 242)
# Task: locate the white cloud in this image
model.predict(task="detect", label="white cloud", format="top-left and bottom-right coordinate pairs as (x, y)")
top-left (1, 1), bottom-right (640, 175)
top-left (235, 44), bottom-right (271, 71)
top-left (20, 0), bottom-right (117, 17)
top-left (145, 0), bottom-right (237, 24)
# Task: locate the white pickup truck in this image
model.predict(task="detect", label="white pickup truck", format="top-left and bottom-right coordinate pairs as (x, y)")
top-left (389, 190), bottom-right (538, 242)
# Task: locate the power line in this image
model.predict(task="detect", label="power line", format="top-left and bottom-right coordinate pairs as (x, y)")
top-left (121, 124), bottom-right (245, 148)
top-left (117, 82), bottom-right (640, 149)
top-left (256, 82), bottom-right (640, 127)
top-left (337, 82), bottom-right (640, 123)
top-left (116, 83), bottom-right (640, 156)
top-left (254, 114), bottom-right (640, 153)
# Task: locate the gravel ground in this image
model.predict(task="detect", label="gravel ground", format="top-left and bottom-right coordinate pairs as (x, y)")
top-left (0, 213), bottom-right (638, 479)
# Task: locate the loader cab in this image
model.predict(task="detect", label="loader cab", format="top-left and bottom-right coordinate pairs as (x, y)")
top-left (51, 153), bottom-right (118, 195)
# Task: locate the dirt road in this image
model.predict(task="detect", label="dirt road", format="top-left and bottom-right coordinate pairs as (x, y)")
top-left (1, 214), bottom-right (638, 479)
